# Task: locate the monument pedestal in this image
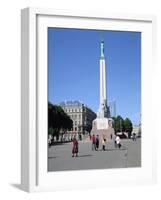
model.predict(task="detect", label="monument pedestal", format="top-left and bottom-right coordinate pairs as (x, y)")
top-left (91, 118), bottom-right (115, 141)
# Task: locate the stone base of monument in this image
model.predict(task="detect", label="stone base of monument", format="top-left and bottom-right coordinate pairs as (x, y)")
top-left (91, 118), bottom-right (115, 141)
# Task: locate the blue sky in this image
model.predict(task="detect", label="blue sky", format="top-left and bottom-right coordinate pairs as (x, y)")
top-left (48, 28), bottom-right (141, 125)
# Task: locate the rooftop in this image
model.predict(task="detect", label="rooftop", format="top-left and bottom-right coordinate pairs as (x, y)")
top-left (59, 100), bottom-right (96, 115)
top-left (59, 100), bottom-right (84, 107)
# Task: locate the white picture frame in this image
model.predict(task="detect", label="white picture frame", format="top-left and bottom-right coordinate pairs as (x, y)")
top-left (21, 7), bottom-right (157, 192)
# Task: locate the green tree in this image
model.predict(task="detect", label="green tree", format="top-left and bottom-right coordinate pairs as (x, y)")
top-left (124, 118), bottom-right (133, 138)
top-left (48, 102), bottom-right (73, 139)
top-left (112, 115), bottom-right (124, 133)
top-left (112, 115), bottom-right (133, 138)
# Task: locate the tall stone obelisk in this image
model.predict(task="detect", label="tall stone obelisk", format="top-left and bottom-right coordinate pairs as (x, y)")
top-left (91, 40), bottom-right (114, 139)
top-left (97, 40), bottom-right (110, 118)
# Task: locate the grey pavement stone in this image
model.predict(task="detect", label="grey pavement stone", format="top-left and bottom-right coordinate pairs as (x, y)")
top-left (48, 138), bottom-right (141, 172)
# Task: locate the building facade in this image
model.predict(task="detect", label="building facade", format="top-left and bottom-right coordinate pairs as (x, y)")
top-left (59, 101), bottom-right (96, 134)
top-left (132, 124), bottom-right (141, 137)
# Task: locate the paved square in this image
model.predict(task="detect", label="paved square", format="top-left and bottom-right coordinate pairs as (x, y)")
top-left (48, 138), bottom-right (141, 172)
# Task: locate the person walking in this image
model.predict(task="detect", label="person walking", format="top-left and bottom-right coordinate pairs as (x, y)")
top-left (72, 136), bottom-right (79, 157)
top-left (48, 135), bottom-right (52, 148)
top-left (89, 134), bottom-right (92, 141)
top-left (92, 134), bottom-right (96, 151)
top-left (115, 135), bottom-right (121, 149)
top-left (102, 136), bottom-right (106, 151)
top-left (132, 133), bottom-right (136, 141)
top-left (95, 135), bottom-right (99, 150)
top-left (114, 134), bottom-right (117, 148)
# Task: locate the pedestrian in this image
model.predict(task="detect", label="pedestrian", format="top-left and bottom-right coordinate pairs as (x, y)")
top-left (72, 136), bottom-right (79, 157)
top-left (102, 138), bottom-right (106, 151)
top-left (89, 134), bottom-right (92, 140)
top-left (79, 133), bottom-right (82, 140)
top-left (115, 135), bottom-right (121, 149)
top-left (92, 134), bottom-right (96, 151)
top-left (114, 134), bottom-right (117, 148)
top-left (95, 135), bottom-right (99, 150)
top-left (48, 135), bottom-right (52, 147)
top-left (133, 133), bottom-right (136, 141)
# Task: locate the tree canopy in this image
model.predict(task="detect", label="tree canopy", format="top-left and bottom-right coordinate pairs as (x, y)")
top-left (112, 115), bottom-right (133, 137)
top-left (48, 102), bottom-right (73, 137)
top-left (112, 115), bottom-right (124, 133)
top-left (123, 118), bottom-right (133, 137)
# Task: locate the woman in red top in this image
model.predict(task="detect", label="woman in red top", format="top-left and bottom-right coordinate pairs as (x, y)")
top-left (72, 137), bottom-right (78, 157)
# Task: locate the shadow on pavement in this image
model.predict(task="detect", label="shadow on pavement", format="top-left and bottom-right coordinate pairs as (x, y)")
top-left (77, 154), bottom-right (93, 158)
top-left (105, 148), bottom-right (127, 151)
top-left (48, 156), bottom-right (58, 159)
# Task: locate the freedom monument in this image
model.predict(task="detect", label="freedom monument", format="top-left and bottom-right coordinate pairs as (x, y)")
top-left (91, 40), bottom-right (114, 140)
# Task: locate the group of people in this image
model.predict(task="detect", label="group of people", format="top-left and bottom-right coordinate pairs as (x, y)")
top-left (91, 134), bottom-right (122, 151)
top-left (91, 134), bottom-right (106, 151)
top-left (72, 133), bottom-right (122, 157)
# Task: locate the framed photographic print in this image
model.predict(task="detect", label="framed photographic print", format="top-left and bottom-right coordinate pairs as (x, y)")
top-left (21, 8), bottom-right (156, 192)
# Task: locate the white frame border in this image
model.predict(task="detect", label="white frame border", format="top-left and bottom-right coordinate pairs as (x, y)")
top-left (21, 7), bottom-right (157, 192)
